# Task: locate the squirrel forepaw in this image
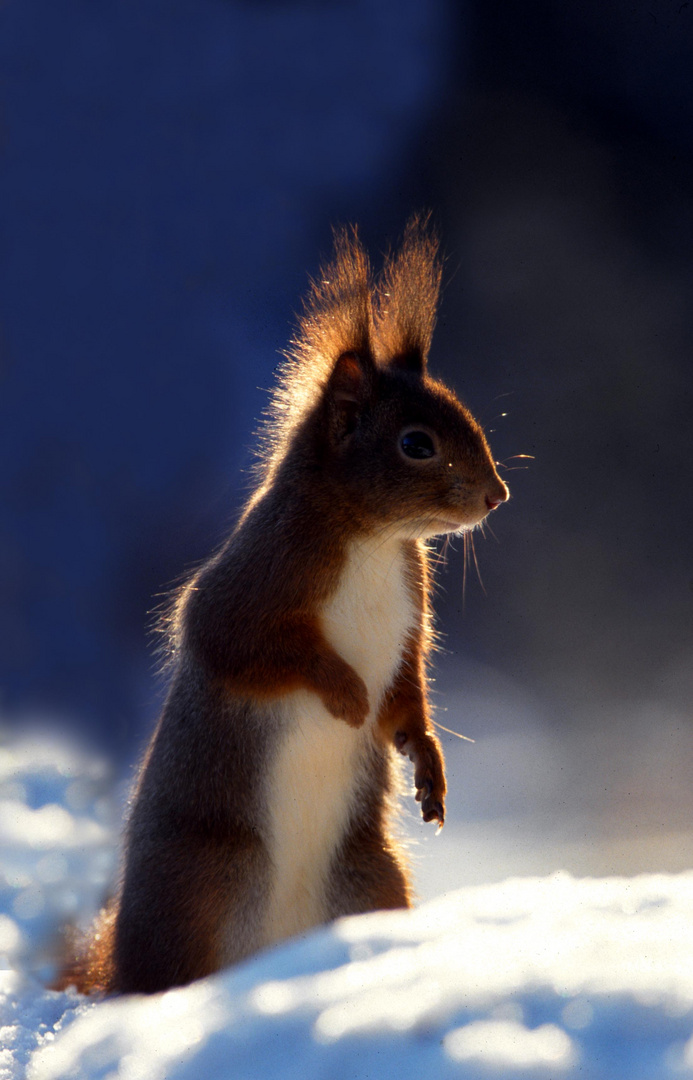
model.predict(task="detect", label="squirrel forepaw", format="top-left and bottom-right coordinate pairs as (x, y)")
top-left (322, 670), bottom-right (369, 728)
top-left (395, 729), bottom-right (446, 827)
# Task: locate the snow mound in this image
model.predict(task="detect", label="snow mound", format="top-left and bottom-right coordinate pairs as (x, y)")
top-left (6, 874), bottom-right (693, 1080)
top-left (2, 731), bottom-right (693, 1079)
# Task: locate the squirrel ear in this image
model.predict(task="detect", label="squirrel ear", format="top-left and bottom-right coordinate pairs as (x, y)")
top-left (326, 351), bottom-right (375, 440)
top-left (330, 351), bottom-right (372, 402)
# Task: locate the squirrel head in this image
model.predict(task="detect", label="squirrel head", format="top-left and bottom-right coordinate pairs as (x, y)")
top-left (259, 216), bottom-right (508, 537)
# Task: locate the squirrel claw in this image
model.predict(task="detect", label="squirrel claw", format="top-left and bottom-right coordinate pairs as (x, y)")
top-left (421, 798), bottom-right (445, 826)
top-left (414, 777), bottom-right (433, 804)
top-left (416, 775), bottom-right (444, 826)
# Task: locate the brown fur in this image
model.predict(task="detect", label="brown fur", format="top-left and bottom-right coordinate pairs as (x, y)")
top-left (57, 218), bottom-right (508, 996)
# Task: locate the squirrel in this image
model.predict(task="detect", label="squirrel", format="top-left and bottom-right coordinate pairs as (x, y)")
top-left (58, 217), bottom-right (508, 995)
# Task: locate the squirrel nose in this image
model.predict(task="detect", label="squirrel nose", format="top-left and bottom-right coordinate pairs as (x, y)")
top-left (485, 484), bottom-right (509, 511)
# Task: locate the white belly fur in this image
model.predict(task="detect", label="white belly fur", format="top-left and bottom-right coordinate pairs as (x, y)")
top-left (261, 533), bottom-right (417, 947)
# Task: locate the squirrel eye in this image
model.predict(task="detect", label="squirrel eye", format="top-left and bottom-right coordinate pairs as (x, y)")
top-left (400, 430), bottom-right (437, 460)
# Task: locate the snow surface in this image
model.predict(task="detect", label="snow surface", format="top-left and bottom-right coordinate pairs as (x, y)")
top-left (2, 731), bottom-right (693, 1080)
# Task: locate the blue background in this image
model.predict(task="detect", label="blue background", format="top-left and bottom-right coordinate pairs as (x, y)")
top-left (2, 0), bottom-right (692, 772)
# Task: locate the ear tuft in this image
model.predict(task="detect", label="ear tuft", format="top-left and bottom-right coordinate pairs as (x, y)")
top-left (373, 213), bottom-right (442, 374)
top-left (256, 226), bottom-right (375, 474)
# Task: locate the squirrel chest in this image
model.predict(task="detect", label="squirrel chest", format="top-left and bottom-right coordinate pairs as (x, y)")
top-left (259, 532), bottom-right (416, 946)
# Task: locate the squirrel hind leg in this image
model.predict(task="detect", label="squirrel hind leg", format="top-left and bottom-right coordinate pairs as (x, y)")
top-left (113, 827), bottom-right (270, 993)
top-left (325, 812), bottom-right (413, 917)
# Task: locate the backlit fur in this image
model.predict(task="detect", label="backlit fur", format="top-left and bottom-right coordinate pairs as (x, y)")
top-left (56, 218), bottom-right (508, 996)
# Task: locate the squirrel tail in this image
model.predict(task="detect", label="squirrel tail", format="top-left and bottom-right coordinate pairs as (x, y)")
top-left (51, 901), bottom-right (117, 995)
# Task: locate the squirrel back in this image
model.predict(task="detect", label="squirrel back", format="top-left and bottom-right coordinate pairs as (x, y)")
top-left (57, 217), bottom-right (508, 995)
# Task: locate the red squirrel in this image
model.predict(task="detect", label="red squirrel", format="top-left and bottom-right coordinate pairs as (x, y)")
top-left (61, 218), bottom-right (508, 995)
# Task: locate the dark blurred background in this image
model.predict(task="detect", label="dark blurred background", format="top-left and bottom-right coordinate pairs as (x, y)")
top-left (2, 0), bottom-right (692, 886)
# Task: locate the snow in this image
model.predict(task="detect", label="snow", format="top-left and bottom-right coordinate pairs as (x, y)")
top-left (2, 730), bottom-right (693, 1079)
top-left (0, 731), bottom-right (115, 980)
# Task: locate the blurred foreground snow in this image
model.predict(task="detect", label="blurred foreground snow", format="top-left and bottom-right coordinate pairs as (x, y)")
top-left (2, 730), bottom-right (693, 1080)
top-left (0, 729), bottom-right (115, 979)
